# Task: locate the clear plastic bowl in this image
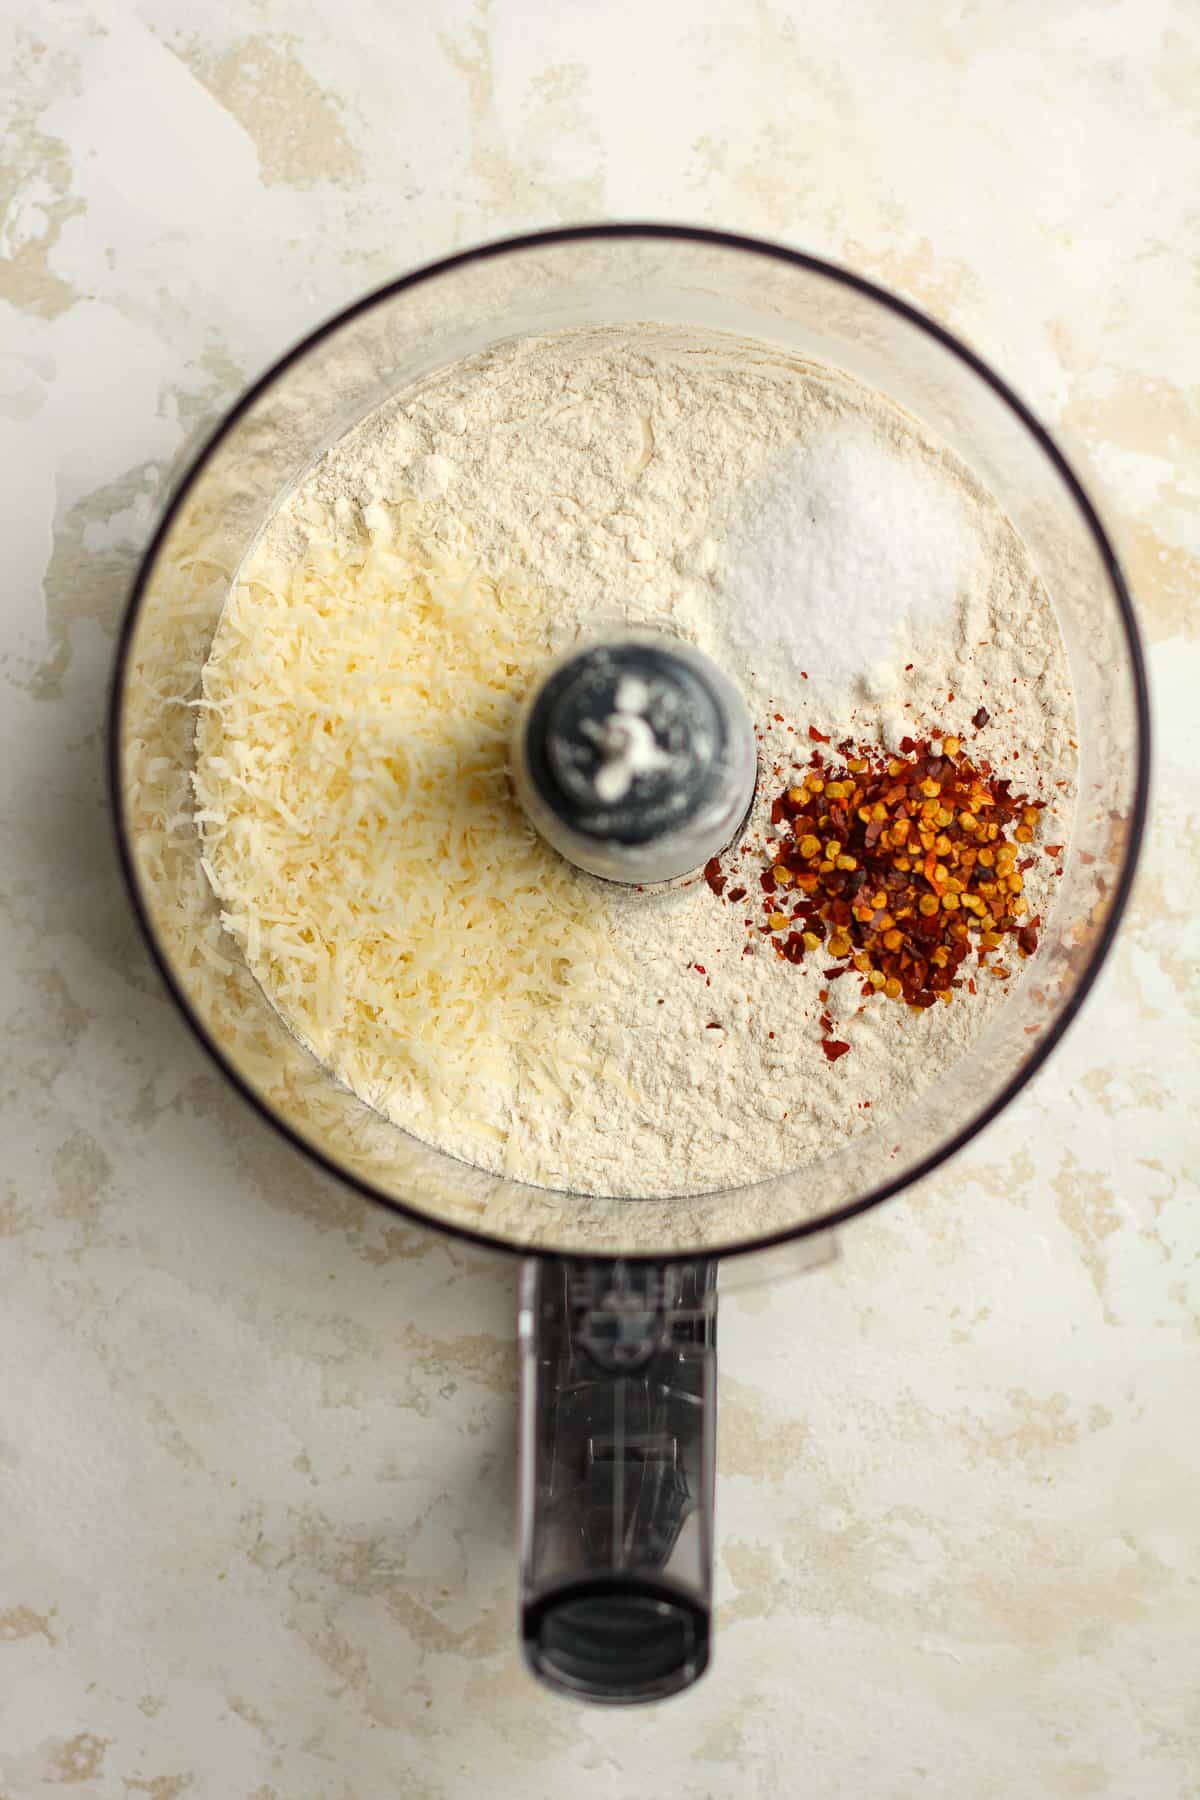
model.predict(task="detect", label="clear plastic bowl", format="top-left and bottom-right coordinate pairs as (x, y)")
top-left (111, 225), bottom-right (1148, 1265)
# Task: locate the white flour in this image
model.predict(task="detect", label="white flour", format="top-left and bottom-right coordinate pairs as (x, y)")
top-left (200, 327), bottom-right (1076, 1198)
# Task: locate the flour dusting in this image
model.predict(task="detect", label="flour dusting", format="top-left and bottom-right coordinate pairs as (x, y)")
top-left (195, 326), bottom-right (1076, 1198)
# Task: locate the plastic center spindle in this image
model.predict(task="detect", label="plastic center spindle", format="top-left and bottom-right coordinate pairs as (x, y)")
top-left (512, 634), bottom-right (758, 886)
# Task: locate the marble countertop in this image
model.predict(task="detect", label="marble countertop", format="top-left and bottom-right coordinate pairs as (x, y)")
top-left (3, 3), bottom-right (1196, 1794)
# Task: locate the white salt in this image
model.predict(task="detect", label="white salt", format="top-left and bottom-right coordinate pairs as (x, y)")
top-left (721, 414), bottom-right (983, 714)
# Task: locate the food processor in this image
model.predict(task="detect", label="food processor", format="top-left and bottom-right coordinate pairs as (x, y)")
top-left (109, 226), bottom-right (1149, 1705)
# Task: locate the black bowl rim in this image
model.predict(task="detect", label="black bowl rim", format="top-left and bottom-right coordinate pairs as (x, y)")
top-left (108, 222), bottom-right (1152, 1268)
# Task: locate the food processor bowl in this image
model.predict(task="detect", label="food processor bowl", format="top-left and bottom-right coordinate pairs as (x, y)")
top-left (111, 226), bottom-right (1149, 1702)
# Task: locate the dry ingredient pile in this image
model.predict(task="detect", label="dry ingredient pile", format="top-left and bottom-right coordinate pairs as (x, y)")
top-left (194, 327), bottom-right (1076, 1198)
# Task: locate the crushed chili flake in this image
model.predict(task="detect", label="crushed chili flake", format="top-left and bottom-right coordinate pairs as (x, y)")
top-left (808, 724), bottom-right (831, 743)
top-left (703, 857), bottom-right (727, 897)
top-left (972, 706), bottom-right (989, 729)
top-left (726, 885), bottom-right (747, 903)
top-left (701, 726), bottom-right (1059, 1055)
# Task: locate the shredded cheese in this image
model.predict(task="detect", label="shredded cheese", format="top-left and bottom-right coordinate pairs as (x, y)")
top-left (192, 500), bottom-right (608, 1146)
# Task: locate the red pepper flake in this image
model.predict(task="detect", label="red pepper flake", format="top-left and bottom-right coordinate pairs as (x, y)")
top-left (706, 1021), bottom-right (721, 1029)
top-left (972, 706), bottom-right (989, 729)
top-left (801, 670), bottom-right (809, 679)
top-left (1044, 843), bottom-right (1063, 857)
top-left (821, 1038), bottom-right (851, 1063)
top-left (691, 964), bottom-right (706, 976)
top-left (703, 857), bottom-right (726, 897)
top-left (905, 663), bottom-right (914, 671)
top-left (773, 713), bottom-right (784, 722)
top-left (701, 719), bottom-right (1062, 1050)
top-left (727, 885), bottom-right (747, 903)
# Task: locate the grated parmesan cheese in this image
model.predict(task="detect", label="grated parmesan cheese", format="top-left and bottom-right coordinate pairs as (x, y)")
top-left (193, 501), bottom-right (610, 1146)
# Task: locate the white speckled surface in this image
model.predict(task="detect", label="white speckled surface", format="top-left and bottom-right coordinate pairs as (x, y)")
top-left (2, 3), bottom-right (1197, 1795)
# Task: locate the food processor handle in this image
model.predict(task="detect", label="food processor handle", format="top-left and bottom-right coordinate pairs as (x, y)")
top-left (517, 1257), bottom-right (717, 1703)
